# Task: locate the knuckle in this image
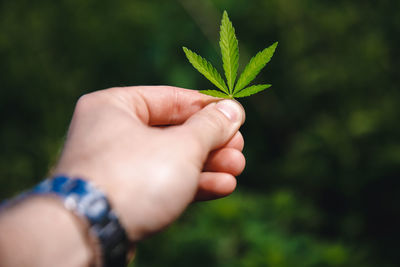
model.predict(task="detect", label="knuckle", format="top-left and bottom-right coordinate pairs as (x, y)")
top-left (75, 93), bottom-right (96, 111)
top-left (75, 91), bottom-right (109, 113)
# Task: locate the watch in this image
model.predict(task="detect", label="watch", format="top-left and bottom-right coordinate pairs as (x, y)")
top-left (31, 176), bottom-right (129, 267)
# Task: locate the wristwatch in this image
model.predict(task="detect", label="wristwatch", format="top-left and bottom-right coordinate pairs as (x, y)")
top-left (31, 176), bottom-right (129, 267)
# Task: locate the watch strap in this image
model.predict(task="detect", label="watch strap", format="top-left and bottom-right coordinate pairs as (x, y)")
top-left (32, 176), bottom-right (129, 267)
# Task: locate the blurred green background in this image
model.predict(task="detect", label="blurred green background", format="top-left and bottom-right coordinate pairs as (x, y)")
top-left (1, 0), bottom-right (400, 266)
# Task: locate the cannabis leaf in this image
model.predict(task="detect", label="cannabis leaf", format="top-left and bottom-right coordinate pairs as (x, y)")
top-left (199, 89), bottom-right (231, 98)
top-left (183, 10), bottom-right (277, 99)
top-left (182, 47), bottom-right (229, 94)
top-left (234, 84), bottom-right (272, 98)
top-left (234, 43), bottom-right (277, 94)
top-left (220, 10), bottom-right (239, 94)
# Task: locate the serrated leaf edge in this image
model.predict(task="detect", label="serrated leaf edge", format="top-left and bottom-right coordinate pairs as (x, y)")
top-left (233, 84), bottom-right (271, 98)
top-left (220, 10), bottom-right (239, 94)
top-left (233, 42), bottom-right (278, 94)
top-left (183, 47), bottom-right (229, 94)
top-left (199, 89), bottom-right (231, 98)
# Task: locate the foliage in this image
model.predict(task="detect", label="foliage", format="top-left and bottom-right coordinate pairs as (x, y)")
top-left (182, 46), bottom-right (229, 94)
top-left (132, 191), bottom-right (371, 267)
top-left (183, 11), bottom-right (277, 99)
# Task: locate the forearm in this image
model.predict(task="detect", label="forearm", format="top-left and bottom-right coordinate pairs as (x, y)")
top-left (0, 197), bottom-right (92, 267)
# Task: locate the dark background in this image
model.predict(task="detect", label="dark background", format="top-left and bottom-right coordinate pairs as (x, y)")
top-left (1, 0), bottom-right (399, 266)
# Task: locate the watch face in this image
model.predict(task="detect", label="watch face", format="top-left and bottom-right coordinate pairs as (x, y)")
top-left (81, 193), bottom-right (109, 223)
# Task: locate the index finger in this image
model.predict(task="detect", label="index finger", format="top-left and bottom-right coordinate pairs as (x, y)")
top-left (110, 86), bottom-right (219, 125)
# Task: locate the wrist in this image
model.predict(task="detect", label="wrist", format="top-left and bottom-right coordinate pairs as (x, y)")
top-left (0, 196), bottom-right (92, 267)
top-left (37, 176), bottom-right (131, 266)
top-left (2, 175), bottom-right (132, 267)
top-left (52, 164), bottom-right (147, 242)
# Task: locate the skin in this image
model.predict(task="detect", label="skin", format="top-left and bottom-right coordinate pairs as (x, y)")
top-left (0, 86), bottom-right (246, 266)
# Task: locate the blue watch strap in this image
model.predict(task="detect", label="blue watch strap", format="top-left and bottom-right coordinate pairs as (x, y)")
top-left (32, 176), bottom-right (129, 267)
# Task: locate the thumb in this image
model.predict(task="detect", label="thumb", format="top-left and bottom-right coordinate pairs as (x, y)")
top-left (181, 99), bottom-right (245, 154)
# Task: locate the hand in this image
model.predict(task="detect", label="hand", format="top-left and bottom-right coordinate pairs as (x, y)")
top-left (54, 86), bottom-right (246, 241)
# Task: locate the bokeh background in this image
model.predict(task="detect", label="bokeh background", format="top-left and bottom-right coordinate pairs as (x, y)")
top-left (1, 0), bottom-right (400, 266)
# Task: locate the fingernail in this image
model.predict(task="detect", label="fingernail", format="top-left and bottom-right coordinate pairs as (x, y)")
top-left (216, 100), bottom-right (241, 122)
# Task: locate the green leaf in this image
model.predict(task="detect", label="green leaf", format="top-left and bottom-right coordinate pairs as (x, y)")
top-left (199, 90), bottom-right (231, 98)
top-left (183, 47), bottom-right (229, 94)
top-left (233, 84), bottom-right (271, 98)
top-left (219, 10), bottom-right (239, 94)
top-left (182, 11), bottom-right (277, 99)
top-left (233, 42), bottom-right (278, 94)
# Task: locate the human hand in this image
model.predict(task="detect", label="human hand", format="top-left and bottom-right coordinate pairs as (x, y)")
top-left (53, 86), bottom-right (246, 241)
